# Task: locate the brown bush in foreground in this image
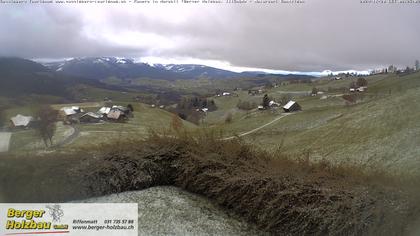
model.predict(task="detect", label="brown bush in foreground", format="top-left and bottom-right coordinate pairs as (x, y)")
top-left (78, 130), bottom-right (420, 236)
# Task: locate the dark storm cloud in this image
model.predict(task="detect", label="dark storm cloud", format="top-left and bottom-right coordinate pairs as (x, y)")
top-left (0, 1), bottom-right (419, 71)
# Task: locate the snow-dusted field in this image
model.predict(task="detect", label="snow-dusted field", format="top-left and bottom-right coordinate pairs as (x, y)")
top-left (0, 132), bottom-right (11, 152)
top-left (78, 186), bottom-right (264, 236)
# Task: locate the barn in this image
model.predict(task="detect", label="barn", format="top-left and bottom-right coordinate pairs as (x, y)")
top-left (10, 114), bottom-right (34, 128)
top-left (269, 101), bottom-right (280, 107)
top-left (283, 101), bottom-right (301, 112)
top-left (112, 105), bottom-right (132, 117)
top-left (60, 106), bottom-right (84, 124)
top-left (107, 109), bottom-right (127, 121)
top-left (98, 107), bottom-right (111, 116)
top-left (60, 106), bottom-right (83, 116)
top-left (79, 112), bottom-right (102, 123)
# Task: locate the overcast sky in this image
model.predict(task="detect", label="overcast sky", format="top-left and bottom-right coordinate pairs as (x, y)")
top-left (0, 1), bottom-right (419, 73)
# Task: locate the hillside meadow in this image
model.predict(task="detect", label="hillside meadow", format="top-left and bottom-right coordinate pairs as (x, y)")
top-left (213, 72), bottom-right (420, 176)
top-left (4, 71), bottom-right (420, 178)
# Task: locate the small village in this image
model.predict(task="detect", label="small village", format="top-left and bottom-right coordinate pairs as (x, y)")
top-left (6, 75), bottom-right (373, 131)
top-left (2, 3), bottom-right (420, 236)
top-left (0, 71), bottom-right (387, 155)
top-left (60, 105), bottom-right (134, 124)
top-left (7, 104), bottom-right (135, 130)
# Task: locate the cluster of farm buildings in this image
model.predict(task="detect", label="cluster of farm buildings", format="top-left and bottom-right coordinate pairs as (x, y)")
top-left (8, 105), bottom-right (133, 129)
top-left (257, 101), bottom-right (301, 112)
top-left (60, 105), bottom-right (132, 124)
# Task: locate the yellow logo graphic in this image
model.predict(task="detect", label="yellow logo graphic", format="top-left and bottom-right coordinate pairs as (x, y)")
top-left (6, 208), bottom-right (51, 230)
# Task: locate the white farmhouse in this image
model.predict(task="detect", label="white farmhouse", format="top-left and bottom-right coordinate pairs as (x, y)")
top-left (10, 114), bottom-right (34, 128)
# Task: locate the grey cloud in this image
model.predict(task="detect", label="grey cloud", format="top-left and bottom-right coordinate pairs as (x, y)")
top-left (0, 1), bottom-right (419, 71)
top-left (0, 6), bottom-right (145, 58)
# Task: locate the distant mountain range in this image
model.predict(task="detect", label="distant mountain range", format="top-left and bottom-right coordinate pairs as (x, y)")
top-left (43, 57), bottom-right (188, 81)
top-left (0, 57), bottom-right (315, 102)
top-left (43, 57), bottom-right (313, 81)
top-left (151, 63), bottom-right (263, 79)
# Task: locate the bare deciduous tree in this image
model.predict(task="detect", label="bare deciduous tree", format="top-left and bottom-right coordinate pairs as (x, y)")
top-left (262, 94), bottom-right (270, 108)
top-left (127, 104), bottom-right (134, 112)
top-left (36, 105), bottom-right (58, 147)
top-left (356, 77), bottom-right (368, 87)
top-left (311, 87), bottom-right (318, 95)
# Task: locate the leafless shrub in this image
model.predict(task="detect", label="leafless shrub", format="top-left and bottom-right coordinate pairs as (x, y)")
top-left (77, 130), bottom-right (420, 236)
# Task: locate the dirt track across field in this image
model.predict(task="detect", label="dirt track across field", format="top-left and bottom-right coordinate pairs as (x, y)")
top-left (222, 113), bottom-right (293, 140)
top-left (53, 125), bottom-right (79, 147)
top-left (0, 132), bottom-right (11, 152)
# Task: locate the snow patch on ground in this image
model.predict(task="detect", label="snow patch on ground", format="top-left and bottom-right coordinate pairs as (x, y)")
top-left (0, 132), bottom-right (11, 152)
top-left (78, 186), bottom-right (264, 236)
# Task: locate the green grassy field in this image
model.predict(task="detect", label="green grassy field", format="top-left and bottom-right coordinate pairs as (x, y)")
top-left (9, 122), bottom-right (75, 152)
top-left (6, 102), bottom-right (197, 153)
top-left (68, 84), bottom-right (144, 102)
top-left (4, 71), bottom-right (420, 176)
top-left (216, 72), bottom-right (420, 175)
top-left (68, 103), bottom-right (196, 148)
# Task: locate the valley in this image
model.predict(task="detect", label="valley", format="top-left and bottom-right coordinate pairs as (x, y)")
top-left (1, 4), bottom-right (420, 235)
top-left (1, 57), bottom-right (420, 235)
top-left (2, 58), bottom-right (419, 176)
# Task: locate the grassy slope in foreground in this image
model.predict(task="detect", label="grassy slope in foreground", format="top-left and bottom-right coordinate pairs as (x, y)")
top-left (2, 133), bottom-right (418, 235)
top-left (78, 133), bottom-right (420, 235)
top-left (238, 72), bottom-right (420, 175)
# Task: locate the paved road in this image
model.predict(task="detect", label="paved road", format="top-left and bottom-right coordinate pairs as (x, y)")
top-left (0, 132), bottom-right (12, 152)
top-left (222, 113), bottom-right (293, 140)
